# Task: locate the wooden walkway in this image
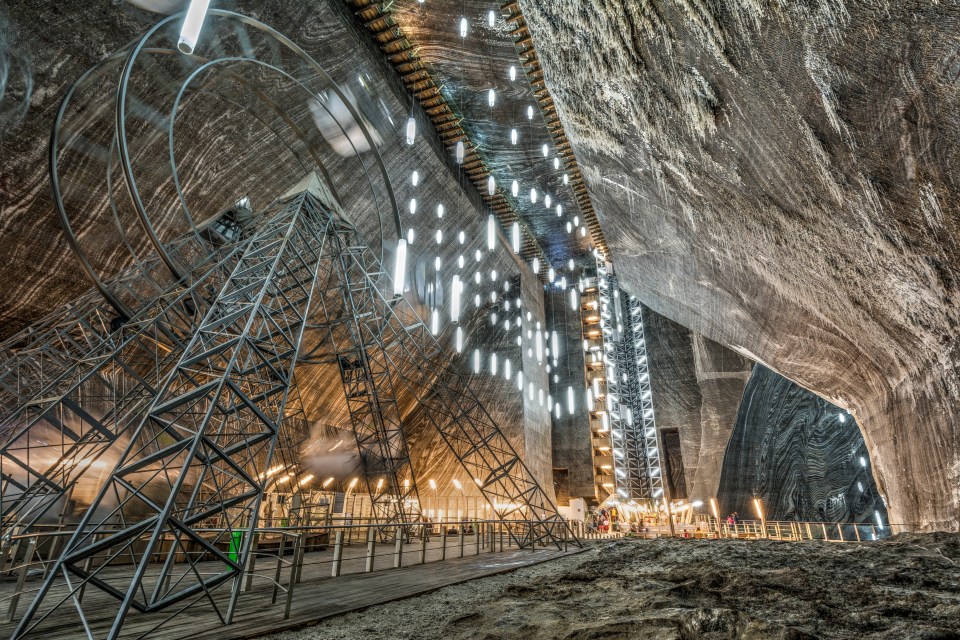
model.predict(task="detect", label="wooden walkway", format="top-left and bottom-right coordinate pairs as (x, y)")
top-left (0, 545), bottom-right (583, 640)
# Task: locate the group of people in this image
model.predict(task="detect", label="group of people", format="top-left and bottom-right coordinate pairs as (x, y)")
top-left (725, 512), bottom-right (741, 525)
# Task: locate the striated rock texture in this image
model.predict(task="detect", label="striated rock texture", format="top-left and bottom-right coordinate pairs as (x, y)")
top-left (718, 365), bottom-right (887, 524)
top-left (521, 0), bottom-right (960, 529)
top-left (689, 334), bottom-right (753, 502)
top-left (0, 0), bottom-right (557, 505)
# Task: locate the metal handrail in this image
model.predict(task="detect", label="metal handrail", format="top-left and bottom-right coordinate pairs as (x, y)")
top-left (0, 518), bottom-right (572, 625)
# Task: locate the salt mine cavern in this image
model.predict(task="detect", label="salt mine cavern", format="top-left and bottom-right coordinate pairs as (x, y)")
top-left (0, 1), bottom-right (958, 638)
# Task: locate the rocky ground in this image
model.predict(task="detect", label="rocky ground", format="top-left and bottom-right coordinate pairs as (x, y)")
top-left (259, 534), bottom-right (960, 640)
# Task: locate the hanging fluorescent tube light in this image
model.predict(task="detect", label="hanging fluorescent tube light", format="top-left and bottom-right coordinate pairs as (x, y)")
top-left (488, 175), bottom-right (496, 195)
top-left (178, 0), bottom-right (211, 55)
top-left (456, 140), bottom-right (465, 164)
top-left (486, 214), bottom-right (496, 251)
top-left (456, 327), bottom-right (464, 353)
top-left (451, 275), bottom-right (461, 322)
top-left (406, 117), bottom-right (416, 145)
top-left (393, 238), bottom-right (407, 296)
top-left (472, 349), bottom-right (480, 374)
top-left (532, 257), bottom-right (540, 273)
top-left (567, 386), bottom-right (575, 414)
top-left (460, 16), bottom-right (468, 37)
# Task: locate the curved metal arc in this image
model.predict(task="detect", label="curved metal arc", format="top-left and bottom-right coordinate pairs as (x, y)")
top-left (115, 9), bottom-right (402, 285)
top-left (49, 51), bottom-right (135, 319)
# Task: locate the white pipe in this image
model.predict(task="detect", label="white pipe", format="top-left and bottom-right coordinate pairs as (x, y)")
top-left (178, 0), bottom-right (211, 55)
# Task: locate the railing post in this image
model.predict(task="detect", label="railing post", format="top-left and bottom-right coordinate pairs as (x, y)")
top-left (284, 535), bottom-right (304, 619)
top-left (837, 524), bottom-right (845, 542)
top-left (459, 522), bottom-right (465, 558)
top-left (420, 525), bottom-right (428, 564)
top-left (244, 533), bottom-right (260, 592)
top-left (365, 527), bottom-right (376, 572)
top-left (5, 537), bottom-right (37, 623)
top-left (394, 526), bottom-right (404, 568)
top-left (271, 536), bottom-right (288, 604)
top-left (854, 525), bottom-right (861, 542)
top-left (821, 523), bottom-right (828, 540)
top-left (331, 530), bottom-right (344, 577)
top-left (775, 522), bottom-right (782, 539)
top-left (475, 523), bottom-right (481, 555)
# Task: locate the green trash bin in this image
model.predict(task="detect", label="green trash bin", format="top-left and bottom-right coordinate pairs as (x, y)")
top-left (229, 531), bottom-right (244, 566)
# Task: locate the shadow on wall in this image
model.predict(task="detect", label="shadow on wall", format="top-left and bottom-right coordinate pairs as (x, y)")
top-left (717, 365), bottom-right (888, 525)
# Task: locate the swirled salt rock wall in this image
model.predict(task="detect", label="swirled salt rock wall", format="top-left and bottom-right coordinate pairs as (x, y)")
top-left (718, 365), bottom-right (887, 524)
top-left (0, 0), bottom-right (556, 505)
top-left (520, 0), bottom-right (960, 529)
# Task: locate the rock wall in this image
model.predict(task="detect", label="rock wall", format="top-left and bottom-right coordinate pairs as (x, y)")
top-left (718, 365), bottom-right (888, 524)
top-left (521, 0), bottom-right (960, 529)
top-left (688, 334), bottom-right (753, 502)
top-left (546, 289), bottom-right (594, 502)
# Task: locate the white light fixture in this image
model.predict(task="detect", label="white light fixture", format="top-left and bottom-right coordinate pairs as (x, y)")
top-left (411, 170), bottom-right (420, 186)
top-left (580, 226), bottom-right (587, 236)
top-left (532, 257), bottom-right (540, 273)
top-left (511, 180), bottom-right (519, 197)
top-left (437, 203), bottom-right (444, 218)
top-left (541, 144), bottom-right (549, 157)
top-left (490, 352), bottom-right (497, 375)
top-left (431, 307), bottom-right (439, 335)
top-left (488, 88), bottom-right (496, 107)
top-left (527, 105), bottom-right (534, 120)
top-left (544, 194), bottom-right (552, 208)
top-left (407, 228), bottom-right (415, 244)
top-left (473, 349), bottom-right (480, 373)
top-left (505, 358), bottom-right (512, 380)
top-left (570, 288), bottom-right (578, 310)
top-left (488, 175), bottom-right (496, 195)
top-left (567, 386), bottom-right (575, 414)
top-left (548, 267), bottom-right (556, 282)
top-left (487, 9), bottom-right (495, 27)
top-left (563, 173), bottom-right (569, 185)
top-left (178, 0), bottom-right (211, 55)
top-left (510, 128), bottom-right (518, 145)
top-left (451, 275), bottom-right (462, 322)
top-left (393, 238), bottom-right (407, 296)
top-left (530, 188), bottom-right (538, 203)
top-left (553, 157), bottom-right (560, 170)
top-left (509, 65), bottom-right (516, 82)
top-left (406, 117), bottom-right (416, 145)
top-left (460, 16), bottom-right (468, 37)
top-left (456, 327), bottom-right (464, 353)
top-left (409, 198), bottom-right (417, 214)
top-left (566, 221), bottom-right (572, 233)
top-left (586, 388), bottom-right (594, 411)
top-left (487, 214), bottom-right (495, 251)
top-left (511, 221), bottom-right (520, 253)
top-left (456, 140), bottom-right (465, 164)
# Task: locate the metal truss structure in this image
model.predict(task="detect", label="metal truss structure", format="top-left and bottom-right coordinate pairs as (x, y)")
top-left (13, 189), bottom-right (331, 639)
top-left (11, 183), bottom-right (573, 639)
top-left (596, 263), bottom-right (664, 501)
top-left (5, 7), bottom-right (575, 637)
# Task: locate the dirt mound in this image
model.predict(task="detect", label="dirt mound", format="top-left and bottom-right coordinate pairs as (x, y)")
top-left (261, 535), bottom-right (960, 639)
